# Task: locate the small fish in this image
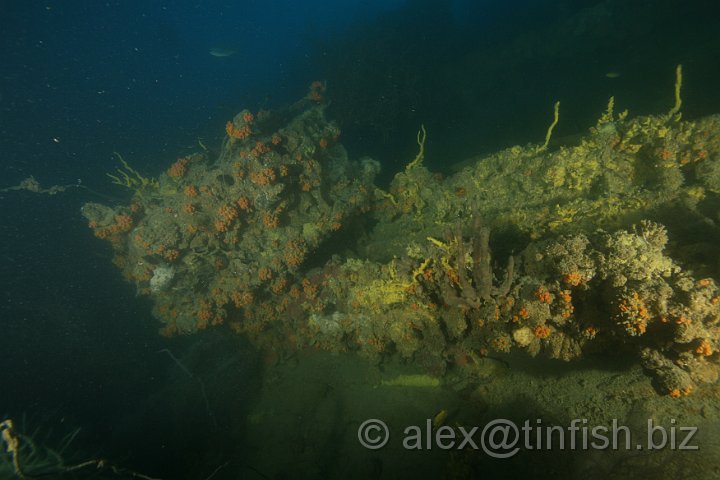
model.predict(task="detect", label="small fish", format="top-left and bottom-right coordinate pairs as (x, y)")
top-left (605, 72), bottom-right (621, 79)
top-left (209, 47), bottom-right (237, 58)
top-left (432, 409), bottom-right (448, 428)
top-left (380, 374), bottom-right (440, 387)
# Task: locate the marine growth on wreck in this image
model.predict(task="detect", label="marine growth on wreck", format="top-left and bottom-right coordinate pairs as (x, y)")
top-left (83, 75), bottom-right (720, 398)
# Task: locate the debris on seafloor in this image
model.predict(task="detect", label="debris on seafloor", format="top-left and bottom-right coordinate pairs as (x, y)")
top-left (83, 74), bottom-right (720, 398)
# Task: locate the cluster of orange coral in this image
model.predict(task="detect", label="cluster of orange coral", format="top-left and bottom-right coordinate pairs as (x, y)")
top-left (236, 196), bottom-right (251, 211)
top-left (533, 324), bottom-right (551, 339)
top-left (534, 286), bottom-right (553, 304)
top-left (696, 339), bottom-right (714, 356)
top-left (289, 286), bottom-right (302, 299)
top-left (697, 278), bottom-right (714, 287)
top-left (657, 148), bottom-right (675, 162)
top-left (283, 239), bottom-right (306, 267)
top-left (218, 204), bottom-right (238, 222)
top-left (213, 204), bottom-right (240, 233)
top-left (251, 141), bottom-right (270, 157)
top-left (262, 210), bottom-right (280, 229)
top-left (511, 305), bottom-right (530, 323)
top-left (583, 326), bottom-right (598, 339)
top-left (258, 267), bottom-right (273, 282)
top-left (197, 300), bottom-right (213, 330)
top-left (302, 277), bottom-right (319, 299)
top-left (490, 336), bottom-right (511, 352)
top-left (562, 272), bottom-right (584, 286)
top-left (115, 214), bottom-right (134, 231)
top-left (168, 157), bottom-right (189, 178)
top-left (559, 289), bottom-right (574, 318)
top-left (617, 291), bottom-right (650, 335)
top-left (184, 185), bottom-right (198, 197)
top-left (231, 291), bottom-right (253, 308)
top-left (669, 386), bottom-right (693, 398)
top-left (226, 121), bottom-right (252, 140)
top-left (182, 203), bottom-right (196, 214)
top-left (214, 219), bottom-right (229, 233)
top-left (249, 167), bottom-right (276, 186)
top-left (271, 277), bottom-right (287, 295)
top-left (91, 214), bottom-right (135, 239)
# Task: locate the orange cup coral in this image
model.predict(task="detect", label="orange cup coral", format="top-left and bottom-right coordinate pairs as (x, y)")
top-left (168, 158), bottom-right (189, 178)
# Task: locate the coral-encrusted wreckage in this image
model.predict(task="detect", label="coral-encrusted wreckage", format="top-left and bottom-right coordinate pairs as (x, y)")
top-left (82, 80), bottom-right (720, 398)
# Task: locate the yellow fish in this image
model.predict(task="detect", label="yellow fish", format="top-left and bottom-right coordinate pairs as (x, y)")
top-left (432, 409), bottom-right (448, 428)
top-left (209, 47), bottom-right (237, 58)
top-left (380, 374), bottom-right (440, 387)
